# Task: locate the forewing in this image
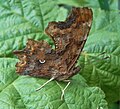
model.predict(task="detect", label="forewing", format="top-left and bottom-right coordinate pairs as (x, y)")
top-left (45, 7), bottom-right (93, 71)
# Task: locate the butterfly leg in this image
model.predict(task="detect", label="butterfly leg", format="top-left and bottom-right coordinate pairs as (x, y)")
top-left (61, 81), bottom-right (71, 100)
top-left (36, 77), bottom-right (55, 91)
top-left (56, 81), bottom-right (71, 100)
top-left (63, 79), bottom-right (71, 82)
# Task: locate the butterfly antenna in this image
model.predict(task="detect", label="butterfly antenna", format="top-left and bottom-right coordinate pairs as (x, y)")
top-left (36, 77), bottom-right (55, 91)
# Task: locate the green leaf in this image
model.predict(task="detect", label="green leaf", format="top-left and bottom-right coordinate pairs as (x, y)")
top-left (0, 0), bottom-right (67, 57)
top-left (57, 0), bottom-right (118, 10)
top-left (79, 9), bottom-right (120, 102)
top-left (0, 58), bottom-right (108, 109)
top-left (0, 58), bottom-right (18, 91)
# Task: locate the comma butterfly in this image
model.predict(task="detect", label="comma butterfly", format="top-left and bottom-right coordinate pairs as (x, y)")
top-left (14, 7), bottom-right (93, 99)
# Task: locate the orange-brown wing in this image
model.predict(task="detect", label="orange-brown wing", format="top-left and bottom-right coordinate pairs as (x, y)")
top-left (45, 7), bottom-right (93, 71)
top-left (14, 39), bottom-right (54, 77)
top-left (14, 7), bottom-right (93, 81)
top-left (14, 39), bottom-right (69, 80)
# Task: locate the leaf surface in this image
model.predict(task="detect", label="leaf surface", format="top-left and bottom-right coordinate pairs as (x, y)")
top-left (0, 0), bottom-right (67, 57)
top-left (79, 9), bottom-right (120, 102)
top-left (0, 59), bottom-right (108, 109)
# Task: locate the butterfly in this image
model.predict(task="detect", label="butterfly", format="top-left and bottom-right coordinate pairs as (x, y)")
top-left (14, 7), bottom-right (93, 98)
